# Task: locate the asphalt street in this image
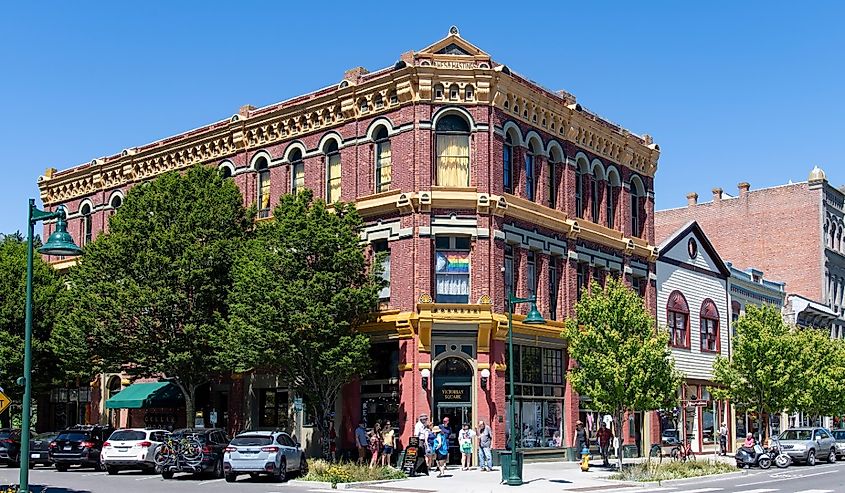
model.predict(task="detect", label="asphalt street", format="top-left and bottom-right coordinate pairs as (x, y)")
top-left (0, 465), bottom-right (334, 493)
top-left (626, 461), bottom-right (845, 493)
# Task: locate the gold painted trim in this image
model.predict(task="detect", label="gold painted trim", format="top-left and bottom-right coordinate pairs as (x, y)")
top-left (476, 363), bottom-right (490, 370)
top-left (418, 363), bottom-right (432, 370)
top-left (398, 363), bottom-right (414, 372)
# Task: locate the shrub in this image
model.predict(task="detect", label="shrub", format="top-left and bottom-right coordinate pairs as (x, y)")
top-left (609, 459), bottom-right (735, 482)
top-left (302, 460), bottom-right (406, 486)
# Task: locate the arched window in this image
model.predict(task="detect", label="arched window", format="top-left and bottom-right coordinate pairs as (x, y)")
top-left (325, 140), bottom-right (342, 203)
top-left (667, 290), bottom-right (690, 348)
top-left (547, 160), bottom-right (557, 208)
top-left (81, 203), bottom-right (92, 246)
top-left (255, 156), bottom-right (271, 218)
top-left (590, 169), bottom-right (603, 223)
top-left (525, 144), bottom-right (536, 201)
top-left (575, 157), bottom-right (589, 219)
top-left (108, 194), bottom-right (122, 219)
top-left (700, 299), bottom-right (720, 352)
top-left (630, 176), bottom-right (645, 237)
top-left (435, 115), bottom-right (470, 187)
top-left (374, 127), bottom-right (392, 193)
top-left (606, 168), bottom-right (620, 229)
top-left (219, 165), bottom-right (232, 179)
top-left (289, 149), bottom-right (305, 195)
top-left (503, 133), bottom-right (514, 194)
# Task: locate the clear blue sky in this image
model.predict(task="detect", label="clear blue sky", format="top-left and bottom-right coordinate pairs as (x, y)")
top-left (1, 1), bottom-right (842, 234)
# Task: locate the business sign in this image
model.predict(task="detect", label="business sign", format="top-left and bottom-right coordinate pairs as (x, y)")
top-left (294, 397), bottom-right (303, 412)
top-left (0, 390), bottom-right (10, 415)
top-left (437, 386), bottom-right (470, 403)
top-left (684, 399), bottom-right (709, 408)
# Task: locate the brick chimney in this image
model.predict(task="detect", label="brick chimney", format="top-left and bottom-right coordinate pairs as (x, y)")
top-left (712, 187), bottom-right (723, 202)
top-left (686, 192), bottom-right (698, 206)
top-left (238, 105), bottom-right (255, 118)
top-left (343, 66), bottom-right (370, 83)
top-left (738, 182), bottom-right (750, 197)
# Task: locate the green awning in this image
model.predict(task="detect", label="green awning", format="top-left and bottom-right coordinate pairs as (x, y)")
top-left (105, 381), bottom-right (184, 409)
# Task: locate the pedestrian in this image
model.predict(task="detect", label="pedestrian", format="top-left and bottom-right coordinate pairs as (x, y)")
top-left (573, 420), bottom-right (588, 458)
top-left (597, 423), bottom-right (613, 466)
top-left (369, 422), bottom-right (382, 468)
top-left (355, 421), bottom-right (369, 465)
top-left (381, 421), bottom-right (396, 467)
top-left (476, 420), bottom-right (493, 472)
top-left (426, 422), bottom-right (437, 468)
top-left (459, 423), bottom-right (475, 470)
top-left (440, 416), bottom-right (452, 439)
top-left (328, 422), bottom-right (337, 462)
top-left (719, 422), bottom-right (728, 456)
top-left (433, 426), bottom-right (449, 477)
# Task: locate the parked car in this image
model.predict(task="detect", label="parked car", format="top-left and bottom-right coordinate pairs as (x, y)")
top-left (778, 427), bottom-right (837, 466)
top-left (29, 432), bottom-right (59, 467)
top-left (660, 429), bottom-right (681, 446)
top-left (49, 425), bottom-right (115, 471)
top-left (101, 428), bottom-right (168, 474)
top-left (223, 431), bottom-right (307, 483)
top-left (159, 428), bottom-right (229, 479)
top-left (831, 429), bottom-right (845, 459)
top-left (0, 429), bottom-right (22, 467)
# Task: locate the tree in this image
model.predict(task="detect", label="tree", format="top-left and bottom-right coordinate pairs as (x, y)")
top-left (788, 328), bottom-right (845, 421)
top-left (226, 189), bottom-right (382, 457)
top-left (0, 233), bottom-right (66, 426)
top-left (58, 165), bottom-right (251, 426)
top-left (563, 277), bottom-right (681, 470)
top-left (711, 304), bottom-right (796, 440)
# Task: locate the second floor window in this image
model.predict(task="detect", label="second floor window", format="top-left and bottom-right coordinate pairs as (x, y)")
top-left (700, 299), bottom-right (720, 352)
top-left (374, 127), bottom-right (392, 193)
top-left (575, 166), bottom-right (584, 219)
top-left (435, 236), bottom-right (470, 303)
top-left (256, 157), bottom-right (271, 218)
top-left (606, 181), bottom-right (617, 229)
top-left (373, 239), bottom-right (391, 301)
top-left (577, 262), bottom-right (589, 301)
top-left (325, 141), bottom-right (342, 203)
top-left (81, 203), bottom-right (92, 246)
top-left (435, 115), bottom-right (470, 187)
top-left (503, 134), bottom-right (513, 194)
top-left (548, 259), bottom-right (558, 320)
top-left (591, 176), bottom-right (601, 223)
top-left (667, 290), bottom-right (690, 348)
top-left (527, 251), bottom-right (536, 299)
top-left (525, 149), bottom-right (535, 200)
top-left (631, 177), bottom-right (645, 238)
top-left (547, 161), bottom-right (557, 208)
top-left (290, 149), bottom-right (305, 195)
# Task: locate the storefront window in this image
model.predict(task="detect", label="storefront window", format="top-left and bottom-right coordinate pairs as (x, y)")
top-left (258, 388), bottom-right (289, 429)
top-left (505, 344), bottom-right (566, 448)
top-left (361, 342), bottom-right (400, 426)
top-left (701, 388), bottom-right (714, 445)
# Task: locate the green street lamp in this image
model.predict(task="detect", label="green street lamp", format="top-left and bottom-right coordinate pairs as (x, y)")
top-left (506, 293), bottom-right (545, 486)
top-left (19, 200), bottom-right (82, 491)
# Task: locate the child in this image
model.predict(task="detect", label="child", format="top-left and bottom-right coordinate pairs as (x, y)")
top-left (458, 423), bottom-right (475, 470)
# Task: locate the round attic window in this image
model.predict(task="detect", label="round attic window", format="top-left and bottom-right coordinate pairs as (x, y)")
top-left (688, 238), bottom-right (698, 259)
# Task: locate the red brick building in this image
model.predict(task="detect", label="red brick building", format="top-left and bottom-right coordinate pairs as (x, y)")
top-left (36, 29), bottom-right (661, 459)
top-left (655, 167), bottom-right (844, 336)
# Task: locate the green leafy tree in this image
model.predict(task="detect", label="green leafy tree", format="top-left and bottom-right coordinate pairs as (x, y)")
top-left (563, 277), bottom-right (681, 470)
top-left (0, 233), bottom-right (66, 426)
top-left (789, 328), bottom-right (845, 420)
top-left (227, 189), bottom-right (382, 456)
top-left (57, 165), bottom-right (251, 426)
top-left (711, 304), bottom-right (796, 440)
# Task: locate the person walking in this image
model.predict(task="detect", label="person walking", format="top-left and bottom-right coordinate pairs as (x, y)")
top-left (426, 422), bottom-right (437, 469)
top-left (381, 421), bottom-right (396, 467)
top-left (355, 421), bottom-right (369, 465)
top-left (414, 415), bottom-right (431, 475)
top-left (596, 423), bottom-right (613, 466)
top-left (573, 420), bottom-right (589, 458)
top-left (369, 422), bottom-right (382, 468)
top-left (476, 420), bottom-right (493, 472)
top-left (433, 426), bottom-right (450, 477)
top-left (328, 422), bottom-right (337, 462)
top-left (459, 423), bottom-right (475, 470)
top-left (719, 422), bottom-right (728, 456)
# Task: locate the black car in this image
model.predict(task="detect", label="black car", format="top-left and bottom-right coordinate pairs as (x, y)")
top-left (49, 425), bottom-right (115, 471)
top-left (30, 432), bottom-right (59, 467)
top-left (0, 429), bottom-right (22, 467)
top-left (160, 428), bottom-right (229, 479)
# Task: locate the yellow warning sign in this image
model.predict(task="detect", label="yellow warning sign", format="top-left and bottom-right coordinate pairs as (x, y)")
top-left (0, 390), bottom-right (10, 415)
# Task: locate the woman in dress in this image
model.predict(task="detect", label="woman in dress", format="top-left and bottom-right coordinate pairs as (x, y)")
top-left (369, 422), bottom-right (382, 468)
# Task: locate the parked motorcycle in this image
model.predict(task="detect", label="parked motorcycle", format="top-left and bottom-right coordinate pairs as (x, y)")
top-left (767, 438), bottom-right (791, 468)
top-left (736, 444), bottom-right (772, 469)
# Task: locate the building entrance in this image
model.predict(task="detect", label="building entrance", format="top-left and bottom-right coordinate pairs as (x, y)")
top-left (433, 357), bottom-right (473, 465)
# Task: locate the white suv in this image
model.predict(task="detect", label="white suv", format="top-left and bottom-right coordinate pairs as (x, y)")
top-left (102, 428), bottom-right (168, 474)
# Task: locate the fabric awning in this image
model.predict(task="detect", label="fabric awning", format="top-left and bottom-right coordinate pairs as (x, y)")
top-left (105, 381), bottom-right (183, 409)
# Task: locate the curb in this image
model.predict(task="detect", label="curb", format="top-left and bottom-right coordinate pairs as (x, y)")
top-left (657, 470), bottom-right (748, 486)
top-left (336, 478), bottom-right (409, 490)
top-left (289, 480), bottom-right (334, 489)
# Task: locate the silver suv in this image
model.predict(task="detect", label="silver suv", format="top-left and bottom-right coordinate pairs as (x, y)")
top-left (778, 427), bottom-right (837, 466)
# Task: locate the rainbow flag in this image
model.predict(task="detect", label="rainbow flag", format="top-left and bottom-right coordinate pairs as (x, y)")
top-left (436, 252), bottom-right (470, 273)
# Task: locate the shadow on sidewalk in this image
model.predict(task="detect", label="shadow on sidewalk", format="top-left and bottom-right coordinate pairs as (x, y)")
top-left (1, 485), bottom-right (92, 493)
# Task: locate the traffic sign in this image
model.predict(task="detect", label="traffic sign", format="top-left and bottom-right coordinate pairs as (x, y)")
top-left (293, 397), bottom-right (303, 412)
top-left (0, 390), bottom-right (11, 415)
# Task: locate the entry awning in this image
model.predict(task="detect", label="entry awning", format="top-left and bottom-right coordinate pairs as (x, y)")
top-left (105, 381), bottom-right (184, 409)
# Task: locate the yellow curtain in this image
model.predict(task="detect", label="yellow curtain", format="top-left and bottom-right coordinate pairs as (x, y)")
top-left (328, 153), bottom-right (342, 202)
top-left (377, 141), bottom-right (392, 192)
top-left (436, 134), bottom-right (469, 186)
top-left (292, 162), bottom-right (305, 193)
top-left (259, 171), bottom-right (271, 209)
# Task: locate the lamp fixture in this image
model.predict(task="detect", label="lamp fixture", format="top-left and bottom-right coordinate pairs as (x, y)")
top-left (480, 368), bottom-right (490, 389)
top-left (420, 368), bottom-right (430, 390)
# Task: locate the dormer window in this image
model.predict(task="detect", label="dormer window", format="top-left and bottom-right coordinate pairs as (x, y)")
top-left (434, 84), bottom-right (444, 100)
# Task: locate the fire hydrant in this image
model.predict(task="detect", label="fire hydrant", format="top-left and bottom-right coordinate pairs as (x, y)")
top-left (580, 445), bottom-right (590, 472)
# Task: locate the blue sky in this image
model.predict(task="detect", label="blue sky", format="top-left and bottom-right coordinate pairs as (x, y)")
top-left (1, 1), bottom-right (842, 234)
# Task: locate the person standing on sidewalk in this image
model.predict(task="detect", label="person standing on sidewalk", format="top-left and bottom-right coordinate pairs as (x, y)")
top-left (381, 421), bottom-right (396, 467)
top-left (573, 420), bottom-right (589, 458)
top-left (369, 422), bottom-right (383, 468)
top-left (355, 421), bottom-right (369, 464)
top-left (459, 423), bottom-right (475, 470)
top-left (719, 422), bottom-right (728, 456)
top-left (413, 415), bottom-right (430, 475)
top-left (596, 423), bottom-right (613, 466)
top-left (476, 420), bottom-right (493, 471)
top-left (433, 426), bottom-right (450, 477)
top-left (426, 422), bottom-right (437, 469)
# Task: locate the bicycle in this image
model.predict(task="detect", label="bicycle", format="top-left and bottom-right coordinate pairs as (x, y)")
top-left (670, 440), bottom-right (696, 463)
top-left (156, 434), bottom-right (204, 471)
top-left (648, 444), bottom-right (664, 463)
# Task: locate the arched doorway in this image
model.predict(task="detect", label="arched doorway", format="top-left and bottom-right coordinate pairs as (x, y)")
top-left (106, 376), bottom-right (122, 427)
top-left (433, 356), bottom-right (473, 464)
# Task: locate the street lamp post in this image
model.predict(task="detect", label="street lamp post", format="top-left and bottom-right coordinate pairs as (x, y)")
top-left (506, 293), bottom-right (545, 486)
top-left (19, 200), bottom-right (82, 492)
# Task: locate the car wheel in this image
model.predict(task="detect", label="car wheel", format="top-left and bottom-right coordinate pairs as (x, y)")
top-left (94, 460), bottom-right (105, 472)
top-left (213, 457), bottom-right (224, 479)
top-left (273, 458), bottom-right (287, 482)
top-left (299, 455), bottom-right (308, 477)
top-left (161, 470), bottom-right (174, 479)
top-left (107, 465), bottom-right (119, 475)
top-left (225, 473), bottom-right (237, 483)
top-left (56, 463), bottom-right (69, 472)
top-left (807, 449), bottom-right (816, 466)
top-left (829, 449), bottom-right (837, 463)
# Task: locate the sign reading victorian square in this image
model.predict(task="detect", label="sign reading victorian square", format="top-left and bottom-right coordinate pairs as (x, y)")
top-left (437, 386), bottom-right (470, 403)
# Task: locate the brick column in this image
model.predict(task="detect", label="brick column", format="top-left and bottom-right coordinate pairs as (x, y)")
top-left (515, 247), bottom-right (529, 315)
top-left (490, 338), bottom-right (508, 449)
top-left (536, 253), bottom-right (550, 316)
top-left (514, 147), bottom-right (526, 199)
top-left (563, 160), bottom-right (576, 217)
top-left (228, 375), bottom-right (245, 436)
top-left (535, 155), bottom-right (547, 205)
top-left (564, 356), bottom-right (580, 447)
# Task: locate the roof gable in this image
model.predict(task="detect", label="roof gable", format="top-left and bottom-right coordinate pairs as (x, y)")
top-left (418, 26), bottom-right (489, 57)
top-left (658, 221), bottom-right (730, 278)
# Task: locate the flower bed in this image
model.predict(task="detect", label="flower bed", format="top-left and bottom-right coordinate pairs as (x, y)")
top-left (301, 460), bottom-right (406, 486)
top-left (609, 459), bottom-right (736, 482)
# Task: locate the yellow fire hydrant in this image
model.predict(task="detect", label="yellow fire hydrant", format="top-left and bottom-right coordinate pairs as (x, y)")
top-left (580, 446), bottom-right (590, 472)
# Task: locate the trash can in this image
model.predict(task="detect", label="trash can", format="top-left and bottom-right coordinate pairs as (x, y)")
top-left (565, 446), bottom-right (579, 462)
top-left (492, 449), bottom-right (503, 467)
top-left (499, 450), bottom-right (524, 483)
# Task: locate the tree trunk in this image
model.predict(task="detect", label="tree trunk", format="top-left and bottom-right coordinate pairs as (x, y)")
top-left (175, 381), bottom-right (196, 428)
top-left (615, 412), bottom-right (624, 471)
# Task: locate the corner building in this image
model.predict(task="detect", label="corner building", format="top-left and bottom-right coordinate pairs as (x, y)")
top-left (37, 29), bottom-right (661, 459)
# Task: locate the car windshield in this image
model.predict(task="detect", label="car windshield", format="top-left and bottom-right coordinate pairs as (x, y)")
top-left (57, 432), bottom-right (89, 442)
top-left (110, 430), bottom-right (146, 441)
top-left (231, 436), bottom-right (273, 446)
top-left (0, 431), bottom-right (11, 440)
top-left (780, 430), bottom-right (812, 441)
top-left (171, 431), bottom-right (206, 442)
top-left (832, 430), bottom-right (845, 440)
top-left (34, 433), bottom-right (57, 441)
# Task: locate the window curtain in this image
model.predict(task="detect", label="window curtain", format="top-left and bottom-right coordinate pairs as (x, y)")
top-left (292, 162), bottom-right (304, 194)
top-left (376, 141), bottom-right (392, 192)
top-left (259, 170), bottom-right (271, 212)
top-left (436, 134), bottom-right (469, 186)
top-left (327, 153), bottom-right (342, 202)
top-left (436, 274), bottom-right (469, 296)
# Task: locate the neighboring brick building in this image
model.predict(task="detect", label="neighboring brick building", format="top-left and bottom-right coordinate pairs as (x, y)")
top-left (655, 167), bottom-right (843, 338)
top-left (36, 28), bottom-right (662, 460)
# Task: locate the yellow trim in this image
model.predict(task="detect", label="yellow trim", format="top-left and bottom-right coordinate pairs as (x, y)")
top-left (476, 363), bottom-right (490, 370)
top-left (418, 363), bottom-right (432, 370)
top-left (398, 363), bottom-right (414, 372)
